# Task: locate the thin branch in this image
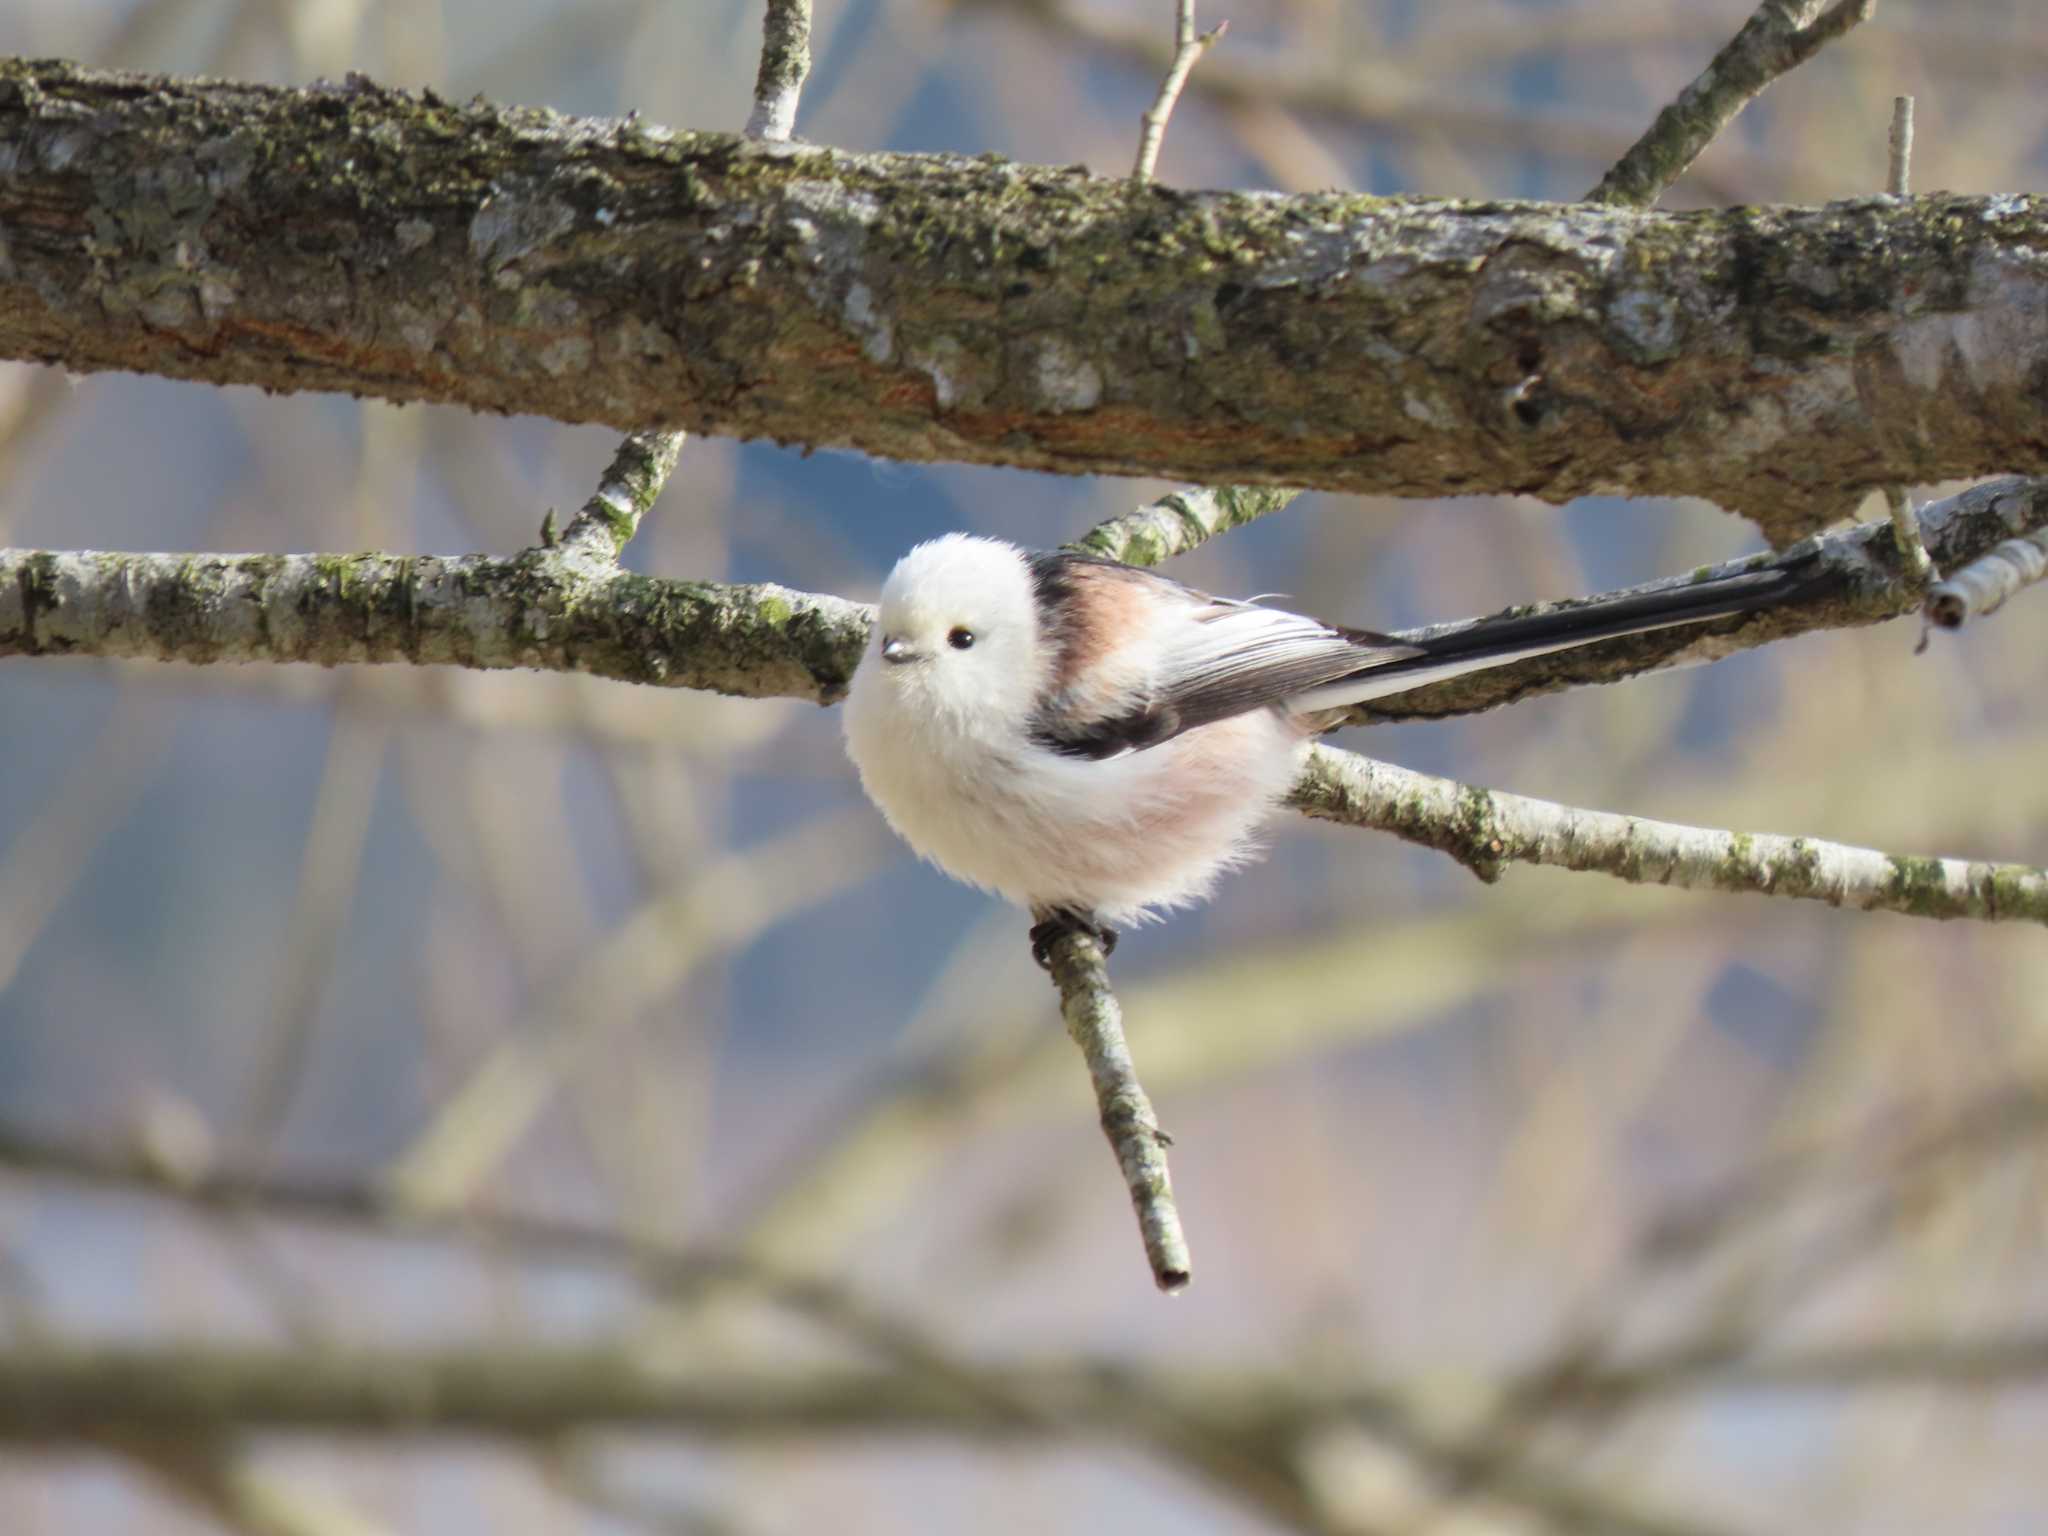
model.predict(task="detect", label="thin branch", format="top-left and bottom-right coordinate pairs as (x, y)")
top-left (1035, 921), bottom-right (1190, 1292)
top-left (0, 545), bottom-right (871, 703)
top-left (744, 0), bottom-right (812, 143)
top-left (128, 1440), bottom-right (399, 1536)
top-left (1586, 0), bottom-right (1875, 208)
top-left (552, 427), bottom-right (687, 569)
top-left (1887, 92), bottom-right (1915, 197)
top-left (1291, 747), bottom-right (2048, 927)
top-left (1131, 0), bottom-right (1226, 183)
top-left (0, 1122), bottom-right (1835, 1536)
top-left (979, 0), bottom-right (1780, 202)
top-left (1067, 483), bottom-right (1299, 567)
top-left (1924, 528), bottom-right (2048, 629)
top-left (8, 477), bottom-right (2048, 719)
top-left (1070, 0), bottom-right (1865, 593)
top-left (0, 1127), bottom-right (1318, 1529)
top-left (0, 1123), bottom-right (1014, 1404)
top-left (11, 1335), bottom-right (2048, 1444)
top-left (1878, 95), bottom-right (1938, 589)
top-left (1642, 1084), bottom-right (2048, 1265)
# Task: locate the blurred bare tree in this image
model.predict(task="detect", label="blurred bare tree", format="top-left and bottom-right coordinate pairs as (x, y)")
top-left (3, 1), bottom-right (2048, 1533)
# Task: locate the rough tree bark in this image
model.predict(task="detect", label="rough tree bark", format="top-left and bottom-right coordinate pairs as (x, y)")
top-left (4, 58), bottom-right (2048, 542)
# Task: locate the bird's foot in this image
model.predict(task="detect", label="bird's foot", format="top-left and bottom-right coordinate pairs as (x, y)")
top-left (1030, 911), bottom-right (1118, 969)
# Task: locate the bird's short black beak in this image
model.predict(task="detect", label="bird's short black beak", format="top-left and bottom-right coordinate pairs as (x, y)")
top-left (881, 635), bottom-right (919, 665)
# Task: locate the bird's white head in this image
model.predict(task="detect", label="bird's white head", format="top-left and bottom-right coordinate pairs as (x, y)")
top-left (857, 534), bottom-right (1047, 733)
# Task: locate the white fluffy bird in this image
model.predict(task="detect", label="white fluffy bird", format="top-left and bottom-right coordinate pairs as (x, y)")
top-left (842, 534), bottom-right (1799, 955)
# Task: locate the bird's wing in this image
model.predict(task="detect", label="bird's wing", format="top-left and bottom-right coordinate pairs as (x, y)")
top-left (1154, 599), bottom-right (1422, 732)
top-left (1026, 553), bottom-right (1418, 759)
top-left (1028, 552), bottom-right (1816, 759)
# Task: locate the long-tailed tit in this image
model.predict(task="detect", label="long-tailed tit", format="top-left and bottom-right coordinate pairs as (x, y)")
top-left (843, 534), bottom-right (1803, 957)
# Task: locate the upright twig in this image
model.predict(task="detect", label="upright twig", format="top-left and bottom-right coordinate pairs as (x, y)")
top-left (745, 0), bottom-right (813, 143)
top-left (1887, 92), bottom-right (1914, 195)
top-left (1132, 0), bottom-right (1227, 183)
top-left (1036, 919), bottom-right (1190, 1292)
top-left (1067, 483), bottom-right (1297, 567)
top-left (1878, 95), bottom-right (1939, 592)
top-left (549, 427), bottom-right (687, 570)
top-left (1586, 0), bottom-right (1874, 208)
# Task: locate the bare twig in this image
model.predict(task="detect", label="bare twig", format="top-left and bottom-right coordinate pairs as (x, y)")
top-left (1131, 0), bottom-right (1226, 183)
top-left (1035, 920), bottom-right (1190, 1291)
top-left (553, 428), bottom-right (687, 570)
top-left (1878, 96), bottom-right (1938, 591)
top-left (1887, 92), bottom-right (1914, 196)
top-left (15, 1334), bottom-right (2048, 1443)
top-left (743, 0), bottom-right (812, 142)
top-left (1586, 0), bottom-right (1875, 208)
top-left (980, 0), bottom-right (1777, 202)
top-left (1291, 746), bottom-right (2048, 927)
top-left (0, 1127), bottom-right (1717, 1534)
top-left (1883, 488), bottom-right (1932, 594)
top-left (130, 1441), bottom-right (399, 1536)
top-left (0, 1122), bottom-right (1022, 1400)
top-left (1644, 1084), bottom-right (2048, 1264)
top-left (1067, 483), bottom-right (1299, 567)
top-left (1923, 528), bottom-right (2048, 630)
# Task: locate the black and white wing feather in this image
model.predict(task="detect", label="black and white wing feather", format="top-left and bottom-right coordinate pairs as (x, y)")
top-left (1153, 599), bottom-right (1421, 732)
top-left (1027, 550), bottom-right (1811, 760)
top-left (1026, 553), bottom-right (1418, 759)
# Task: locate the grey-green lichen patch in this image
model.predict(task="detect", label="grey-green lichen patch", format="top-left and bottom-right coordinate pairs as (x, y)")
top-left (1452, 784), bottom-right (1506, 883)
top-left (1029, 336), bottom-right (1102, 413)
top-left (1067, 483), bottom-right (1302, 567)
top-left (538, 334), bottom-right (592, 374)
top-left (843, 281), bottom-right (893, 365)
top-left (1884, 853), bottom-right (1965, 918)
top-left (907, 336), bottom-right (971, 410)
top-left (1609, 285), bottom-right (1683, 363)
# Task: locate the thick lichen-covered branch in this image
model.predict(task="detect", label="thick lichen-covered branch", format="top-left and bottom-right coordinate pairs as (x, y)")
top-left (7, 478), bottom-right (2046, 718)
top-left (9, 60), bottom-right (2048, 538)
top-left (1292, 748), bottom-right (2048, 927)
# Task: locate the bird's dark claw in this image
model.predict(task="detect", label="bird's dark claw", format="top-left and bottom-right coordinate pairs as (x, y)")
top-left (1030, 911), bottom-right (1119, 969)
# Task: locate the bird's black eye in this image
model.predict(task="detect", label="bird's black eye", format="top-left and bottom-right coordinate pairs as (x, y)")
top-left (947, 627), bottom-right (976, 650)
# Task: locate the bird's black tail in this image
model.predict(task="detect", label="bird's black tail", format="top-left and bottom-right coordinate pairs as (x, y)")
top-left (1292, 564), bottom-right (1805, 712)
